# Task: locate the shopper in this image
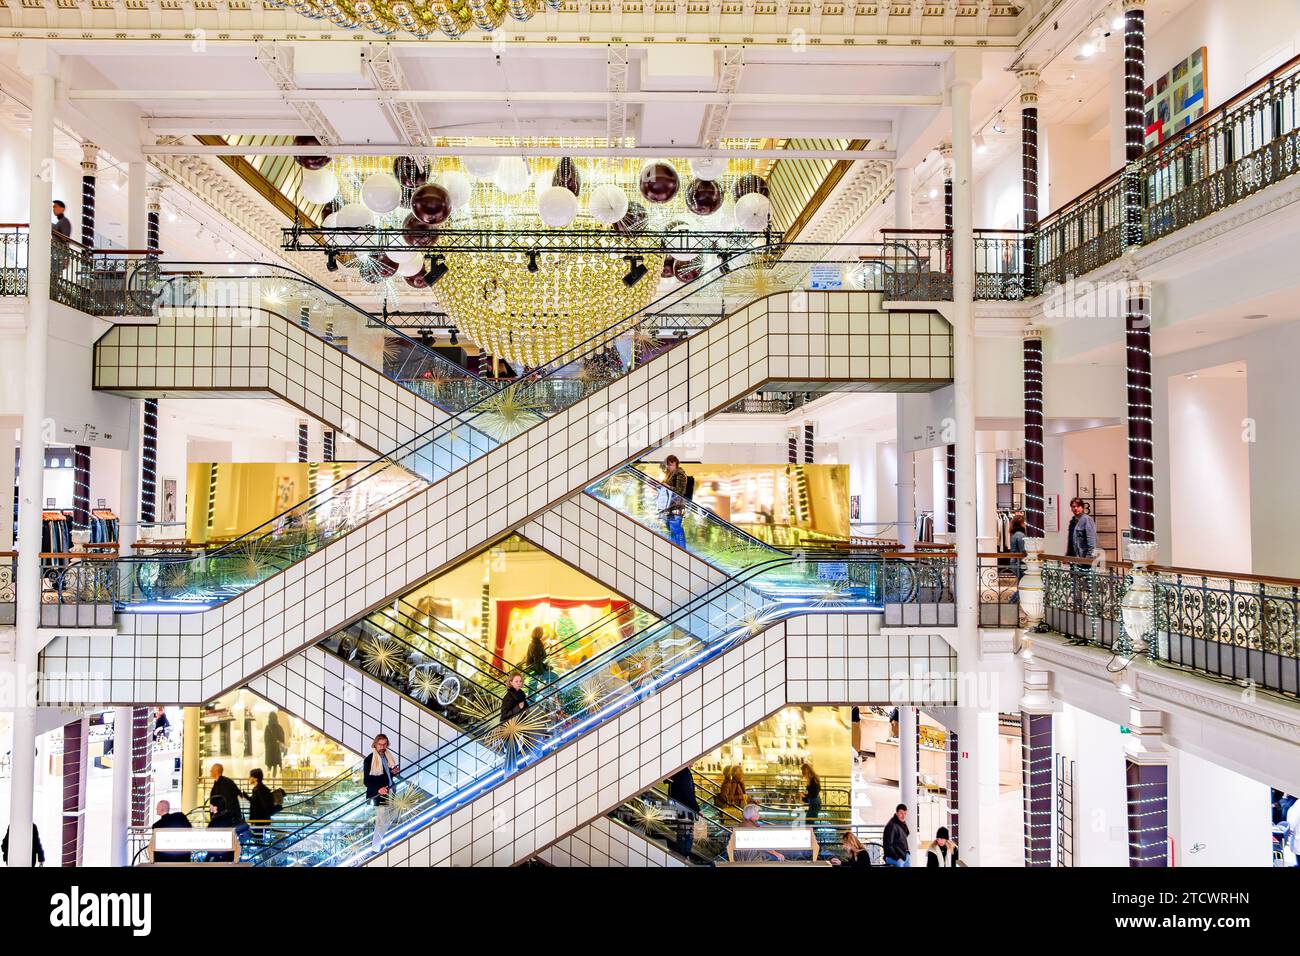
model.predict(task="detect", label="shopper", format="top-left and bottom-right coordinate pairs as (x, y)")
top-left (263, 710), bottom-right (286, 778)
top-left (657, 455), bottom-right (690, 548)
top-left (720, 765), bottom-right (747, 811)
top-left (364, 734), bottom-right (400, 851)
top-left (1065, 497), bottom-right (1098, 559)
top-left (882, 803), bottom-right (911, 867)
top-left (524, 627), bottom-right (549, 679)
top-left (205, 796), bottom-right (238, 862)
top-left (1009, 513), bottom-right (1027, 604)
top-left (500, 672), bottom-right (528, 722)
top-left (151, 800), bottom-right (192, 863)
top-left (926, 826), bottom-right (959, 867)
top-left (243, 768), bottom-right (278, 825)
top-left (801, 762), bottom-right (822, 827)
top-left (832, 830), bottom-right (873, 869)
top-left (1, 823), bottom-right (45, 866)
top-left (51, 200), bottom-right (72, 239)
top-left (730, 803), bottom-right (785, 863)
top-left (208, 763), bottom-right (244, 823)
top-left (667, 766), bottom-right (701, 858)
top-left (1286, 794), bottom-right (1300, 868)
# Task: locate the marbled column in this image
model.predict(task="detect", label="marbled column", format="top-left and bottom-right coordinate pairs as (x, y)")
top-left (1125, 761), bottom-right (1169, 866)
top-left (1021, 712), bottom-right (1053, 866)
top-left (298, 421), bottom-right (310, 463)
top-left (79, 143), bottom-right (98, 248)
top-left (140, 399), bottom-right (158, 525)
top-left (1123, 0), bottom-right (1146, 247)
top-left (60, 717), bottom-right (87, 867)
top-left (1125, 276), bottom-right (1155, 541)
top-left (1023, 329), bottom-right (1045, 537)
top-left (130, 708), bottom-right (152, 828)
top-left (72, 445), bottom-right (91, 530)
top-left (1019, 69), bottom-right (1041, 293)
top-left (947, 730), bottom-right (959, 844)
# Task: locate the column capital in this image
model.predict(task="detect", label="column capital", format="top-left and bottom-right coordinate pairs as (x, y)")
top-left (1122, 0), bottom-right (1144, 11)
top-left (1022, 323), bottom-right (1043, 342)
top-left (938, 142), bottom-right (953, 178)
top-left (1124, 706), bottom-right (1171, 763)
top-left (1017, 68), bottom-right (1042, 104)
top-left (146, 180), bottom-right (166, 212)
top-left (80, 143), bottom-right (99, 172)
top-left (1019, 668), bottom-right (1057, 714)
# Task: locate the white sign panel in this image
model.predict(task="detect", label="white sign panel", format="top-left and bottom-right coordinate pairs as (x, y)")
top-left (732, 827), bottom-right (815, 851)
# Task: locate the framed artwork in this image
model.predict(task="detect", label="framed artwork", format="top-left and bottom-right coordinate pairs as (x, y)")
top-left (1145, 47), bottom-right (1208, 148)
top-left (162, 478), bottom-right (177, 523)
top-left (849, 494), bottom-right (861, 522)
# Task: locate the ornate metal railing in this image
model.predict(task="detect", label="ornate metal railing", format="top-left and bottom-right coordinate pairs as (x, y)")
top-left (978, 552), bottom-right (1025, 628)
top-left (879, 229), bottom-right (1029, 301)
top-left (0, 551), bottom-right (15, 626)
top-left (1153, 567), bottom-right (1299, 696)
top-left (1040, 555), bottom-right (1128, 649)
top-left (0, 225), bottom-right (163, 317)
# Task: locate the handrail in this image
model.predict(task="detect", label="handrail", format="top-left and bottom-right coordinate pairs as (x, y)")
top-left (1150, 565), bottom-right (1300, 588)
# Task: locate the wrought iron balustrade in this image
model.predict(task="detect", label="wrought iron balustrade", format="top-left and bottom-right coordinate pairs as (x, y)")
top-left (0, 225), bottom-right (165, 317)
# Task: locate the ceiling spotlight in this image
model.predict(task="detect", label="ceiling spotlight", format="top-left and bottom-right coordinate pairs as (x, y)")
top-left (418, 328), bottom-right (433, 346)
top-left (326, 251), bottom-right (339, 272)
top-left (928, 187), bottom-right (940, 199)
top-left (1080, 41), bottom-right (1097, 57)
top-left (424, 253), bottom-right (448, 286)
top-left (718, 252), bottom-right (732, 275)
top-left (992, 113), bottom-right (1006, 134)
top-left (449, 327), bottom-right (459, 346)
top-left (1111, 14), bottom-right (1126, 30)
top-left (526, 249), bottom-right (539, 273)
top-left (974, 133), bottom-right (988, 154)
top-left (623, 255), bottom-right (648, 288)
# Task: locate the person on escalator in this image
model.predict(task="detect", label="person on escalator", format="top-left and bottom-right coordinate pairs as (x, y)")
top-left (151, 800), bottom-right (193, 863)
top-left (667, 766), bottom-right (702, 859)
top-left (364, 734), bottom-right (400, 852)
top-left (500, 672), bottom-right (529, 723)
top-left (657, 455), bottom-right (690, 549)
top-left (205, 796), bottom-right (239, 863)
top-left (208, 763), bottom-right (245, 825)
top-left (243, 768), bottom-right (278, 830)
top-left (524, 628), bottom-right (551, 683)
top-left (882, 803), bottom-right (911, 867)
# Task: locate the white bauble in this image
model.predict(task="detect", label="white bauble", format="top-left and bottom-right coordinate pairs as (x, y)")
top-left (734, 192), bottom-right (771, 232)
top-left (690, 157), bottom-right (727, 181)
top-left (537, 185), bottom-right (579, 227)
top-left (588, 183), bottom-right (629, 226)
top-left (494, 157), bottom-right (531, 196)
top-left (713, 203), bottom-right (736, 233)
top-left (395, 256), bottom-right (425, 278)
top-left (463, 154), bottom-right (500, 179)
top-left (361, 173), bottom-right (403, 214)
top-left (390, 248), bottom-right (424, 267)
top-left (437, 171), bottom-right (472, 211)
top-left (322, 212), bottom-right (339, 229)
top-left (301, 167), bottom-right (339, 204)
top-left (336, 203), bottom-right (376, 229)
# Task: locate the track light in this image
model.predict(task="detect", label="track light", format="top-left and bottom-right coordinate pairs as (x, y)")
top-left (526, 250), bottom-right (540, 273)
top-left (623, 255), bottom-right (648, 288)
top-left (718, 252), bottom-right (732, 275)
top-left (424, 253), bottom-right (448, 286)
top-left (449, 327), bottom-right (458, 346)
top-left (991, 113), bottom-right (1006, 134)
top-left (326, 251), bottom-right (338, 272)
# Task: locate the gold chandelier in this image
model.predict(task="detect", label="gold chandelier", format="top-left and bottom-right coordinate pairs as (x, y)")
top-left (436, 247), bottom-right (665, 368)
top-left (268, 0), bottom-right (561, 38)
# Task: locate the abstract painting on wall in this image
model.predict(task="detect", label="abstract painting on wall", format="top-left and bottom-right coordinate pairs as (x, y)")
top-left (1145, 47), bottom-right (1208, 149)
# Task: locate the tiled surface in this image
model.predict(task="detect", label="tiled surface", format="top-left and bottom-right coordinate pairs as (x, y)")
top-left (95, 306), bottom-right (448, 455)
top-left (365, 614), bottom-right (956, 867)
top-left (520, 495), bottom-right (728, 619)
top-left (42, 291), bottom-right (950, 705)
top-left (540, 815), bottom-right (686, 868)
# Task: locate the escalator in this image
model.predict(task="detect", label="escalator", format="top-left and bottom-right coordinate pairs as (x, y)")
top-left (235, 552), bottom-right (906, 866)
top-left (41, 242), bottom-right (951, 709)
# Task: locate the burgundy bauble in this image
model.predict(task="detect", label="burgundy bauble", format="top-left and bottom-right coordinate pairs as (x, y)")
top-left (732, 173), bottom-right (770, 201)
top-left (405, 271), bottom-right (429, 289)
top-left (662, 256), bottom-right (677, 279)
top-left (639, 162), bottom-right (680, 204)
top-left (293, 136), bottom-right (330, 170)
top-left (613, 200), bottom-right (649, 235)
top-left (403, 213), bottom-right (439, 247)
top-left (674, 260), bottom-right (703, 283)
top-left (410, 184), bottom-right (452, 225)
top-left (371, 254), bottom-right (399, 279)
top-left (394, 156), bottom-right (427, 189)
top-left (685, 178), bottom-right (724, 216)
top-left (552, 157), bottom-right (581, 197)
top-left (320, 199), bottom-right (343, 222)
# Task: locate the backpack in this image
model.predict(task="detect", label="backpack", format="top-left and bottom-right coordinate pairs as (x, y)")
top-left (684, 474), bottom-right (696, 501)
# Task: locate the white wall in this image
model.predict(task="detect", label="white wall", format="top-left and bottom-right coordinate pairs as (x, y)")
top-left (1049, 425), bottom-right (1129, 556)
top-left (1154, 320), bottom-right (1300, 577)
top-left (974, 149), bottom-right (1025, 230)
top-left (0, 121), bottom-right (83, 229)
top-left (1170, 747), bottom-right (1273, 867)
top-left (1042, 122), bottom-right (1112, 212)
top-left (1055, 703), bottom-right (1130, 867)
top-left (1166, 371), bottom-right (1251, 573)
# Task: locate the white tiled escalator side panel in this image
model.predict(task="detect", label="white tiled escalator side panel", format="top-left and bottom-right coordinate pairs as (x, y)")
top-left (365, 616), bottom-right (956, 867)
top-left (42, 293), bottom-right (949, 705)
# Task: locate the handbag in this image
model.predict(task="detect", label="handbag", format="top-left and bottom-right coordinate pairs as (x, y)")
top-left (692, 815), bottom-right (708, 842)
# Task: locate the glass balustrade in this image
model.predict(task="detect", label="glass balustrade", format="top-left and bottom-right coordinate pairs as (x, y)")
top-left (242, 553), bottom-right (893, 866)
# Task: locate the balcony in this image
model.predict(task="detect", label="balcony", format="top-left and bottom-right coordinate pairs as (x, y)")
top-left (0, 226), bottom-right (163, 317)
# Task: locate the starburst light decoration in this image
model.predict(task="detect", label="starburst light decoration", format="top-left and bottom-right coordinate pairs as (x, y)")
top-left (359, 636), bottom-right (405, 678)
top-left (482, 708), bottom-right (552, 757)
top-left (472, 386), bottom-right (546, 441)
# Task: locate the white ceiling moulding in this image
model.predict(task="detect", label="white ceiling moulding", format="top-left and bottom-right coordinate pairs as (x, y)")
top-left (143, 144), bottom-right (897, 160)
top-left (0, 1), bottom-right (1031, 45)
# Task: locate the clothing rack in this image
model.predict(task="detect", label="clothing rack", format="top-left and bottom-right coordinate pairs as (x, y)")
top-left (41, 511), bottom-right (71, 569)
top-left (915, 510), bottom-right (935, 543)
top-left (89, 509), bottom-right (119, 546)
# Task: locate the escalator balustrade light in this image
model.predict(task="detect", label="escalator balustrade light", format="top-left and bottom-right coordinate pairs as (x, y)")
top-left (623, 255), bottom-right (649, 288)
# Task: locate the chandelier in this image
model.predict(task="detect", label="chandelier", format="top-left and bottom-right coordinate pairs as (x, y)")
top-left (438, 244), bottom-right (666, 368)
top-left (268, 0), bottom-right (564, 38)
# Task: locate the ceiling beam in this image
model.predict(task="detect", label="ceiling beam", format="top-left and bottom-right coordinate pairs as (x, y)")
top-left (71, 90), bottom-right (945, 107)
top-left (143, 144), bottom-right (897, 160)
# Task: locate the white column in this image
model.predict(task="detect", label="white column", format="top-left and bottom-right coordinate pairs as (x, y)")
top-left (950, 54), bottom-right (994, 865)
top-left (127, 161), bottom-right (148, 251)
top-left (899, 704), bottom-right (918, 861)
top-left (931, 446), bottom-right (948, 540)
top-left (895, 397), bottom-right (914, 548)
top-left (894, 165), bottom-right (914, 230)
top-left (118, 400), bottom-right (142, 554)
top-left (976, 433), bottom-right (998, 553)
top-left (0, 425), bottom-right (15, 552)
top-left (109, 707), bottom-right (133, 865)
top-left (8, 58), bottom-right (57, 870)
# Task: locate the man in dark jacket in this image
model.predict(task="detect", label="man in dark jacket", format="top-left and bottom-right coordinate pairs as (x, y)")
top-left (208, 763), bottom-right (244, 822)
top-left (2, 823), bottom-right (45, 866)
top-left (667, 766), bottom-right (701, 858)
top-left (882, 803), bottom-right (910, 866)
top-left (242, 768), bottom-right (278, 824)
top-left (151, 799), bottom-right (192, 863)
